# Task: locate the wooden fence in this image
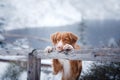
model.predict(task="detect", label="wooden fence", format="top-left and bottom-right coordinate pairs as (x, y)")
top-left (0, 48), bottom-right (120, 80)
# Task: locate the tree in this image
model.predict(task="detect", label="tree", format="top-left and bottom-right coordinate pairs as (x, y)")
top-left (80, 62), bottom-right (120, 80)
top-left (78, 17), bottom-right (87, 46)
top-left (80, 40), bottom-right (120, 80)
top-left (1, 63), bottom-right (25, 80)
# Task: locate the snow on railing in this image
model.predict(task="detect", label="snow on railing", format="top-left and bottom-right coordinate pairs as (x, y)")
top-left (0, 48), bottom-right (120, 80)
top-left (0, 48), bottom-right (120, 62)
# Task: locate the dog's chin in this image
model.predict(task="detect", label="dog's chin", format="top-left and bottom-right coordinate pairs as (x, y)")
top-left (56, 49), bottom-right (63, 53)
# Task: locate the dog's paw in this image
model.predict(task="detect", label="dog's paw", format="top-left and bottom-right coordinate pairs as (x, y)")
top-left (44, 46), bottom-right (53, 53)
top-left (63, 44), bottom-right (74, 52)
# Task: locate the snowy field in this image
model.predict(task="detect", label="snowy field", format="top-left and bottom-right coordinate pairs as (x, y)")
top-left (0, 0), bottom-right (120, 80)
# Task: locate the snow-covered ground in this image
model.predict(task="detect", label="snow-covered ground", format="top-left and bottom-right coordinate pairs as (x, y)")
top-left (0, 62), bottom-right (9, 79)
top-left (0, 61), bottom-right (92, 80)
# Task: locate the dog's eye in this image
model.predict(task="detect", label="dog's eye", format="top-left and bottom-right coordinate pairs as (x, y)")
top-left (64, 38), bottom-right (69, 42)
top-left (56, 39), bottom-right (60, 42)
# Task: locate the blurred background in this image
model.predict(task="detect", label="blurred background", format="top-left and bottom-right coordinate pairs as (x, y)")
top-left (0, 0), bottom-right (120, 80)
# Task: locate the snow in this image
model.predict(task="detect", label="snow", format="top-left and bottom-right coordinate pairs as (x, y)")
top-left (13, 38), bottom-right (31, 49)
top-left (0, 0), bottom-right (120, 30)
top-left (1, 0), bottom-right (82, 30)
top-left (0, 59), bottom-right (92, 80)
top-left (108, 38), bottom-right (119, 48)
top-left (0, 34), bottom-right (5, 41)
top-left (41, 59), bottom-right (52, 65)
top-left (0, 55), bottom-right (27, 61)
top-left (0, 62), bottom-right (9, 79)
top-left (18, 71), bottom-right (27, 80)
top-left (71, 0), bottom-right (120, 20)
top-left (18, 69), bottom-right (62, 80)
top-left (82, 61), bottom-right (92, 73)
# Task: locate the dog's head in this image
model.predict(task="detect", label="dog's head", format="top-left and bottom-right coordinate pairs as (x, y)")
top-left (51, 32), bottom-right (78, 52)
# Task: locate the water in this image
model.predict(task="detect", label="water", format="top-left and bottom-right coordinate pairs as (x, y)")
top-left (5, 19), bottom-right (120, 49)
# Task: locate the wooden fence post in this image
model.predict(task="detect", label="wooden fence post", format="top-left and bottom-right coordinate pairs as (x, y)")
top-left (27, 49), bottom-right (41, 80)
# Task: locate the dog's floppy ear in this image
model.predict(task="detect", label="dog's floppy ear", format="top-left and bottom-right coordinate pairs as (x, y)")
top-left (68, 32), bottom-right (78, 44)
top-left (51, 32), bottom-right (60, 45)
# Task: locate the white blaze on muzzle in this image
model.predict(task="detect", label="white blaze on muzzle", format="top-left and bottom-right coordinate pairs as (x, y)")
top-left (56, 40), bottom-right (63, 51)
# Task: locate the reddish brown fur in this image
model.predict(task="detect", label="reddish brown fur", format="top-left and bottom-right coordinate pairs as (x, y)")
top-left (51, 32), bottom-right (82, 80)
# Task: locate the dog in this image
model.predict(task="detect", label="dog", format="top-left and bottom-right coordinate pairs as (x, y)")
top-left (44, 32), bottom-right (82, 80)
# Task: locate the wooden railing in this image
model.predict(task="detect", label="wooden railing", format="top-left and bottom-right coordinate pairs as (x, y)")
top-left (0, 48), bottom-right (120, 80)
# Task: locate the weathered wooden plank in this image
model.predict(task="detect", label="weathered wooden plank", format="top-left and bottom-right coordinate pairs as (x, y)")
top-left (27, 49), bottom-right (41, 80)
top-left (0, 48), bottom-right (120, 62)
top-left (36, 48), bottom-right (120, 62)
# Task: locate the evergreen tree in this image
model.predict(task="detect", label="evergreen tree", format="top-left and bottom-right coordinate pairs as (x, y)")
top-left (80, 62), bottom-right (120, 80)
top-left (78, 17), bottom-right (87, 45)
top-left (1, 63), bottom-right (25, 80)
top-left (80, 40), bottom-right (120, 80)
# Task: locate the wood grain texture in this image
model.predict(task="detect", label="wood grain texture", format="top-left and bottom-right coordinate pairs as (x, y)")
top-left (0, 48), bottom-right (119, 62)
